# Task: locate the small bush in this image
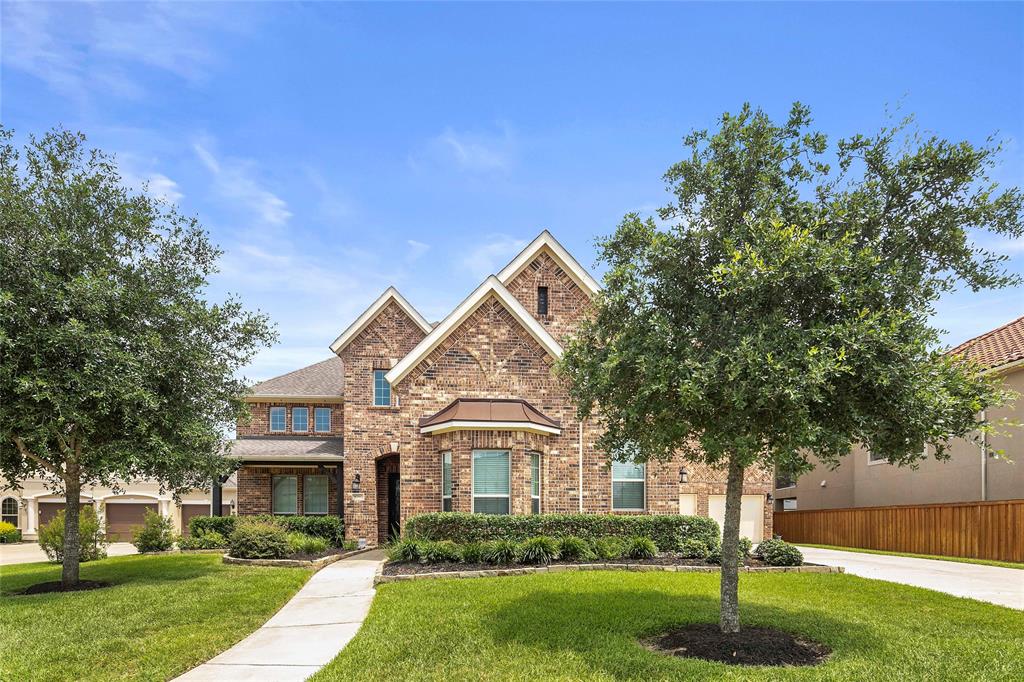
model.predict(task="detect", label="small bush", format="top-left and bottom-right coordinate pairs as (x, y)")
top-left (287, 532), bottom-right (329, 555)
top-left (386, 539), bottom-right (422, 563)
top-left (738, 537), bottom-right (754, 558)
top-left (37, 507), bottom-right (108, 562)
top-left (259, 515), bottom-right (345, 546)
top-left (0, 521), bottom-right (21, 543)
top-left (557, 536), bottom-right (594, 561)
top-left (189, 515), bottom-right (237, 538)
top-left (706, 546), bottom-right (722, 565)
top-left (625, 536), bottom-right (657, 559)
top-left (482, 539), bottom-right (518, 565)
top-left (757, 538), bottom-right (803, 566)
top-left (460, 541), bottom-right (487, 563)
top-left (678, 537), bottom-right (710, 560)
top-left (177, 530), bottom-right (227, 550)
top-left (517, 536), bottom-right (559, 564)
top-left (229, 521), bottom-right (290, 559)
top-left (133, 509), bottom-right (175, 553)
top-left (420, 540), bottom-right (462, 564)
top-left (342, 539), bottom-right (358, 551)
top-left (593, 537), bottom-right (625, 560)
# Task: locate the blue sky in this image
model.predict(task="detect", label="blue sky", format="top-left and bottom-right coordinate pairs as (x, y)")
top-left (3, 1), bottom-right (1022, 382)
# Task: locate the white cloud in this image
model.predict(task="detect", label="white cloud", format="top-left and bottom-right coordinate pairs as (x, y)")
top-left (414, 124), bottom-right (517, 174)
top-left (406, 239), bottom-right (430, 262)
top-left (461, 234), bottom-right (528, 279)
top-left (193, 139), bottom-right (292, 227)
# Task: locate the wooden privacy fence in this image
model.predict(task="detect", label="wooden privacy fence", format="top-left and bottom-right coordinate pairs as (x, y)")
top-left (773, 499), bottom-right (1024, 563)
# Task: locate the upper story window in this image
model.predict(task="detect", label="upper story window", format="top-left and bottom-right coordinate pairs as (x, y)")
top-left (373, 369), bottom-right (391, 406)
top-left (537, 286), bottom-right (549, 316)
top-left (611, 460), bottom-right (645, 511)
top-left (314, 407), bottom-right (332, 433)
top-left (269, 406), bottom-right (286, 432)
top-left (441, 451), bottom-right (452, 512)
top-left (1, 497), bottom-right (18, 527)
top-left (292, 407), bottom-right (308, 432)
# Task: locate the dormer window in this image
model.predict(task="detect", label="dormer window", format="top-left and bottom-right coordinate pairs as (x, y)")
top-left (537, 286), bottom-right (549, 316)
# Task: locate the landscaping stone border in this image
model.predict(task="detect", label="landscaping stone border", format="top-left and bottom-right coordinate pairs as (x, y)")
top-left (373, 562), bottom-right (842, 585)
top-left (224, 546), bottom-right (375, 569)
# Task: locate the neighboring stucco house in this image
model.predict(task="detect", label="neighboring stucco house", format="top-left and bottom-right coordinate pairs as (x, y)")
top-left (227, 231), bottom-right (774, 546)
top-left (774, 314), bottom-right (1024, 511)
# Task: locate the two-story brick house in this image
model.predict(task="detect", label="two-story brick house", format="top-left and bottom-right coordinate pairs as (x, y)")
top-left (227, 231), bottom-right (774, 546)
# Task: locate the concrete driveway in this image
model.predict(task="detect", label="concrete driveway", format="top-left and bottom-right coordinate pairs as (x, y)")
top-left (0, 542), bottom-right (137, 565)
top-left (800, 546), bottom-right (1024, 610)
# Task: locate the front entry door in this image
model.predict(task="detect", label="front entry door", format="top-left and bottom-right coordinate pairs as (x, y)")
top-left (387, 472), bottom-right (401, 541)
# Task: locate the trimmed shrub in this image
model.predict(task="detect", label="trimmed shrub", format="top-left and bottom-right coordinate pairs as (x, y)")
top-left (133, 509), bottom-right (175, 553)
top-left (738, 537), bottom-right (753, 558)
top-left (678, 537), bottom-right (710, 560)
top-left (517, 536), bottom-right (559, 564)
top-left (404, 512), bottom-right (718, 551)
top-left (756, 538), bottom-right (803, 566)
top-left (460, 541), bottom-right (487, 563)
top-left (189, 515), bottom-right (237, 538)
top-left (259, 515), bottom-right (345, 546)
top-left (229, 521), bottom-right (290, 559)
top-left (557, 536), bottom-right (594, 561)
top-left (706, 546), bottom-right (722, 565)
top-left (0, 521), bottom-right (21, 543)
top-left (420, 540), bottom-right (462, 564)
top-left (287, 532), bottom-right (329, 555)
top-left (177, 530), bottom-right (227, 550)
top-left (482, 539), bottom-right (518, 565)
top-left (624, 536), bottom-right (657, 559)
top-left (37, 507), bottom-right (108, 562)
top-left (386, 539), bottom-right (422, 563)
top-left (593, 537), bottom-right (625, 560)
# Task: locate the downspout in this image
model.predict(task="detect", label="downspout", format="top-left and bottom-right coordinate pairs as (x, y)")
top-left (981, 409), bottom-right (988, 502)
top-left (578, 418), bottom-right (584, 513)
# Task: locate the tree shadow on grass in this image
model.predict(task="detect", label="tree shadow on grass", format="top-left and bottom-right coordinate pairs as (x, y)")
top-left (480, 585), bottom-right (878, 680)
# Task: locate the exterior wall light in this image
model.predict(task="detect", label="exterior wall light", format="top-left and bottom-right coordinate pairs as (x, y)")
top-left (352, 472), bottom-right (362, 493)
top-left (679, 467), bottom-right (689, 484)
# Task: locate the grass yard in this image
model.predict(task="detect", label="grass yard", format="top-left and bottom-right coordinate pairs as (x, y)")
top-left (798, 543), bottom-right (1024, 570)
top-left (313, 571), bottom-right (1024, 681)
top-left (0, 553), bottom-right (310, 681)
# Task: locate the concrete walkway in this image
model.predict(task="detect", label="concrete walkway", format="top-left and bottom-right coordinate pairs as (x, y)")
top-left (799, 546), bottom-right (1024, 610)
top-left (0, 541), bottom-right (137, 565)
top-left (175, 550), bottom-right (385, 682)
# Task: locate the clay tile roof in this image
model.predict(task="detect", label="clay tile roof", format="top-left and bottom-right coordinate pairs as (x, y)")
top-left (418, 398), bottom-right (561, 434)
top-left (228, 437), bottom-right (344, 462)
top-left (947, 314), bottom-right (1024, 370)
top-left (248, 357), bottom-right (344, 398)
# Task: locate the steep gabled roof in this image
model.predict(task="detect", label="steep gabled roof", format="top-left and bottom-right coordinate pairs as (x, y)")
top-left (329, 286), bottom-right (431, 355)
top-left (947, 314), bottom-right (1024, 371)
top-left (497, 229), bottom-right (601, 296)
top-left (385, 276), bottom-right (563, 386)
top-left (248, 356), bottom-right (344, 400)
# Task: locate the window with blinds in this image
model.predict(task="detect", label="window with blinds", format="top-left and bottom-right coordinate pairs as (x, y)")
top-left (303, 475), bottom-right (328, 515)
top-left (472, 449), bottom-right (510, 515)
top-left (442, 451), bottom-right (453, 512)
top-left (611, 460), bottom-right (645, 511)
top-left (272, 475), bottom-right (297, 515)
top-left (530, 452), bottom-right (541, 514)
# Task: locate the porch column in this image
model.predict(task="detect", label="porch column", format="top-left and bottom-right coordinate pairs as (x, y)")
top-left (26, 498), bottom-right (37, 534)
top-left (212, 480), bottom-right (223, 517)
top-left (336, 462), bottom-right (344, 520)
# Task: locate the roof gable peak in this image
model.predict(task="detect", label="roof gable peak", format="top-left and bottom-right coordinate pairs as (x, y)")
top-left (497, 229), bottom-right (600, 296)
top-left (329, 286), bottom-right (431, 355)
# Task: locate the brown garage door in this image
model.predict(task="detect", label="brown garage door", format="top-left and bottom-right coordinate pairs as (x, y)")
top-left (105, 503), bottom-right (157, 541)
top-left (180, 504), bottom-right (229, 536)
top-left (38, 502), bottom-right (93, 527)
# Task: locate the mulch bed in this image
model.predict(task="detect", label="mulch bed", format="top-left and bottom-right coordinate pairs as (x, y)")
top-left (644, 623), bottom-right (831, 666)
top-left (21, 580), bottom-right (111, 595)
top-left (383, 555), bottom-right (774, 576)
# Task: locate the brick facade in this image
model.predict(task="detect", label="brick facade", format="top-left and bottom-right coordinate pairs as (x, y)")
top-left (234, 241), bottom-right (774, 545)
top-left (237, 465), bottom-right (341, 516)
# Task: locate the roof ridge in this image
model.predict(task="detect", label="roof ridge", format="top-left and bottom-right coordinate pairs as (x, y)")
top-left (250, 356), bottom-right (341, 388)
top-left (947, 313), bottom-right (1024, 356)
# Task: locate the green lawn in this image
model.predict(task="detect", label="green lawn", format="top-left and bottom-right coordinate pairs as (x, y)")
top-left (313, 571), bottom-right (1024, 681)
top-left (798, 543), bottom-right (1024, 570)
top-left (0, 553), bottom-right (310, 681)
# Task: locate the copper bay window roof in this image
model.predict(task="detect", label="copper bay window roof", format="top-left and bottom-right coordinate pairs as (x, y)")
top-left (418, 398), bottom-right (561, 436)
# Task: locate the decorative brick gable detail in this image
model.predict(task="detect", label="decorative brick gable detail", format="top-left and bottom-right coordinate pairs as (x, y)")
top-left (505, 252), bottom-right (592, 343)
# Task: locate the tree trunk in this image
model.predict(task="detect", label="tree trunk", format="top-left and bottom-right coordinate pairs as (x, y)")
top-left (62, 468), bottom-right (82, 588)
top-left (719, 455), bottom-right (745, 633)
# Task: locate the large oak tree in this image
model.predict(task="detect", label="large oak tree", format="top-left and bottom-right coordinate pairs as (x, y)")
top-left (559, 104), bottom-right (1022, 633)
top-left (0, 129), bottom-right (276, 586)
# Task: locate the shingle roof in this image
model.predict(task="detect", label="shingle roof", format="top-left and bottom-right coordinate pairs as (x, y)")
top-left (228, 437), bottom-right (344, 462)
top-left (248, 357), bottom-right (344, 397)
top-left (947, 314), bottom-right (1024, 370)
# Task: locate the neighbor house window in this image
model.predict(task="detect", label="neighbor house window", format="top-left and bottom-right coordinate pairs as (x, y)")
top-left (472, 449), bottom-right (510, 514)
top-left (775, 468), bottom-right (796, 489)
top-left (869, 451), bottom-right (886, 463)
top-left (537, 286), bottom-right (549, 316)
top-left (530, 452), bottom-right (541, 514)
top-left (1, 497), bottom-right (18, 527)
top-left (373, 369), bottom-right (391, 406)
top-left (272, 475), bottom-right (297, 515)
top-left (303, 475), bottom-right (328, 515)
top-left (291, 407), bottom-right (308, 432)
top-left (612, 460), bottom-right (645, 511)
top-left (442, 451), bottom-right (453, 512)
top-left (314, 407), bottom-right (332, 433)
top-left (269, 406), bottom-right (286, 432)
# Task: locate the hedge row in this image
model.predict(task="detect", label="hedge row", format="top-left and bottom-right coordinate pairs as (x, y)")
top-left (403, 513), bottom-right (719, 551)
top-left (190, 514), bottom-right (345, 545)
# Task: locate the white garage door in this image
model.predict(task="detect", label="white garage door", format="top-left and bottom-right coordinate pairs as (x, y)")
top-left (679, 494), bottom-right (697, 515)
top-left (708, 494), bottom-right (765, 541)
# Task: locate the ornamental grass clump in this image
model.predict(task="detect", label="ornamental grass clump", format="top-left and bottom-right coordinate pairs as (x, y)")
top-left (286, 532), bottom-right (329, 556)
top-left (385, 539), bottom-right (422, 563)
top-left (557, 536), bottom-right (595, 561)
top-left (624, 536), bottom-right (657, 560)
top-left (419, 540), bottom-right (462, 564)
top-left (482, 539), bottom-right (518, 565)
top-left (517, 536), bottom-right (559, 564)
top-left (460, 541), bottom-right (487, 564)
top-left (593, 537), bottom-right (625, 560)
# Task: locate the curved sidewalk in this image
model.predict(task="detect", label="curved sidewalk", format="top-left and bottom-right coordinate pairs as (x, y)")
top-left (175, 549), bottom-right (385, 682)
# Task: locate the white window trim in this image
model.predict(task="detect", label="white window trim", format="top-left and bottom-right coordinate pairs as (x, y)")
top-left (611, 461), bottom-right (646, 511)
top-left (269, 406), bottom-right (287, 433)
top-left (530, 452), bottom-right (541, 514)
top-left (867, 451), bottom-right (888, 465)
top-left (291, 407), bottom-right (309, 433)
top-left (471, 449), bottom-right (511, 515)
top-left (314, 407), bottom-right (332, 433)
top-left (1, 496), bottom-right (19, 527)
top-left (373, 369), bottom-right (391, 407)
top-left (441, 451), bottom-right (452, 512)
